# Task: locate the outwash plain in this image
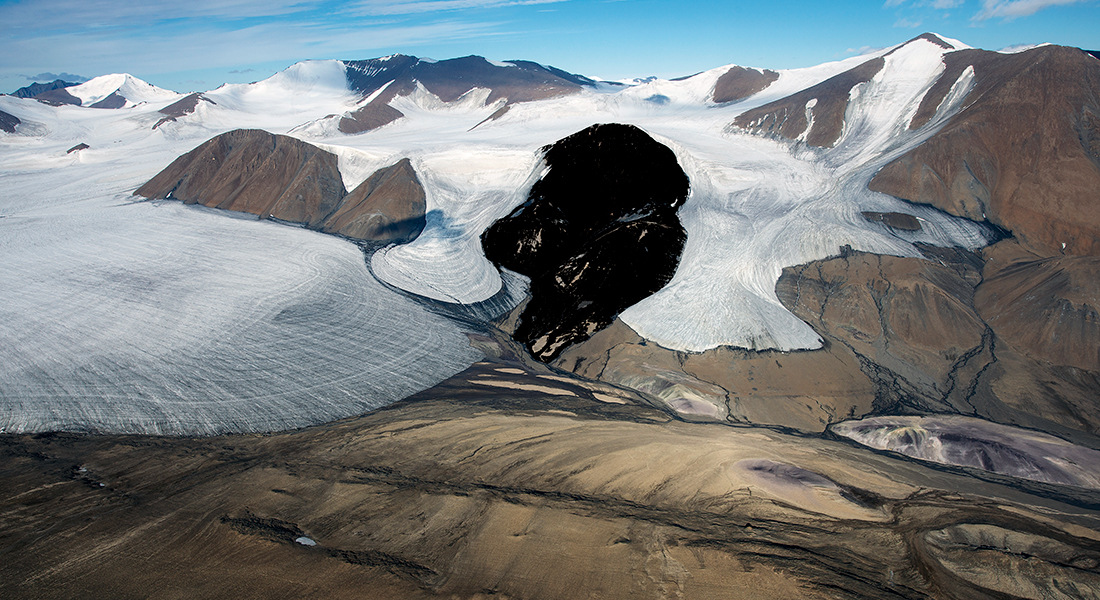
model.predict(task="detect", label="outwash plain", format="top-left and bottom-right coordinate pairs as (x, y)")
top-left (2, 33), bottom-right (1100, 599)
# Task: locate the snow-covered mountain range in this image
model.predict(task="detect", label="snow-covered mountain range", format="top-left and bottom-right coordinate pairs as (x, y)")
top-left (1, 32), bottom-right (1098, 472)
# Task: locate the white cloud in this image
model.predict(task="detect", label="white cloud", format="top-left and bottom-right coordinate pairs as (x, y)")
top-left (974, 0), bottom-right (1090, 20)
top-left (894, 17), bottom-right (924, 27)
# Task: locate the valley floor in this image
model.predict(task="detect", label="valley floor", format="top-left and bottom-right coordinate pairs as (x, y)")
top-left (3, 354), bottom-right (1100, 600)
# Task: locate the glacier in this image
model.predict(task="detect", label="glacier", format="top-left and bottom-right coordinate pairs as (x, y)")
top-left (0, 35), bottom-right (997, 433)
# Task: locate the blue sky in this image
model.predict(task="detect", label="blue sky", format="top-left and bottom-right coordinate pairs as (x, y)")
top-left (2, 0), bottom-right (1097, 94)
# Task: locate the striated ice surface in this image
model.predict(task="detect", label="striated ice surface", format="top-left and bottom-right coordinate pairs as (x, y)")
top-left (0, 150), bottom-right (482, 435)
top-left (832, 416), bottom-right (1100, 490)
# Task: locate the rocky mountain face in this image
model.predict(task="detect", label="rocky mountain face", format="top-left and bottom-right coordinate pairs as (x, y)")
top-left (10, 79), bottom-right (79, 99)
top-left (135, 129), bottom-right (425, 244)
top-left (339, 55), bottom-right (591, 134)
top-left (711, 66), bottom-right (779, 103)
top-left (733, 57), bottom-right (885, 147)
top-left (481, 124), bottom-right (689, 361)
top-left (33, 86), bottom-right (81, 106)
top-left (869, 44), bottom-right (1100, 256)
top-left (153, 93), bottom-right (216, 129)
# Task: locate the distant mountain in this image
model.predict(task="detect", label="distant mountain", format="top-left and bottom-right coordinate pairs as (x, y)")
top-left (337, 55), bottom-right (594, 133)
top-left (35, 73), bottom-right (179, 108)
top-left (11, 79), bottom-right (79, 99)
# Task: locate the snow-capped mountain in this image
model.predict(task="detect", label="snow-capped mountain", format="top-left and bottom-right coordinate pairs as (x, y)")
top-left (32, 73), bottom-right (180, 108)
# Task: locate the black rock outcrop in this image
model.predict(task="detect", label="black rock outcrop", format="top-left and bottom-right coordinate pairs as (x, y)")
top-left (482, 123), bottom-right (689, 361)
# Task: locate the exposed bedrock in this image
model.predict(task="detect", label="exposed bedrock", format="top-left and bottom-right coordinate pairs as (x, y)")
top-left (11, 78), bottom-right (78, 99)
top-left (554, 242), bottom-right (1100, 440)
top-left (711, 66), bottom-right (779, 104)
top-left (732, 56), bottom-right (884, 147)
top-left (34, 86), bottom-right (81, 106)
top-left (778, 247), bottom-right (989, 408)
top-left (975, 240), bottom-right (1100, 373)
top-left (320, 158), bottom-right (426, 243)
top-left (553, 319), bottom-right (876, 432)
top-left (0, 109), bottom-right (20, 133)
top-left (870, 45), bottom-right (1100, 256)
top-left (153, 92), bottom-right (216, 130)
top-left (777, 243), bottom-right (1100, 442)
top-left (338, 55), bottom-right (588, 134)
top-left (481, 123), bottom-right (689, 362)
top-left (134, 129), bottom-right (426, 244)
top-left (134, 129), bottom-right (347, 222)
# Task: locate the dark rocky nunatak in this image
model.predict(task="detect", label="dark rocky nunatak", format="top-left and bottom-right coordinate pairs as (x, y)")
top-left (153, 93), bottom-right (217, 129)
top-left (481, 123), bottom-right (689, 361)
top-left (712, 66), bottom-right (779, 104)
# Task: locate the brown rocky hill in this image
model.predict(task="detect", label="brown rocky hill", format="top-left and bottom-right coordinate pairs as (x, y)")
top-left (135, 129), bottom-right (426, 244)
top-left (869, 44), bottom-right (1100, 256)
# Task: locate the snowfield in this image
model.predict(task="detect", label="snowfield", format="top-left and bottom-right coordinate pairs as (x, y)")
top-left (1, 36), bottom-right (994, 433)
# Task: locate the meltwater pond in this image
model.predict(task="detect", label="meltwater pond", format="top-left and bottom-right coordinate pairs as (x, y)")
top-left (0, 189), bottom-right (483, 435)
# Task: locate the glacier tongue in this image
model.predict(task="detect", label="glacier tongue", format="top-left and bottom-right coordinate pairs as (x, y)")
top-left (616, 45), bottom-right (990, 351)
top-left (0, 166), bottom-right (482, 435)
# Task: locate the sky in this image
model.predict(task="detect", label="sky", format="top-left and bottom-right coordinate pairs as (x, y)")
top-left (1, 0), bottom-right (1098, 94)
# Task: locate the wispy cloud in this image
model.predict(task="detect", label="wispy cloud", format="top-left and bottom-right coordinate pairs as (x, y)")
top-left (0, 0), bottom-right (526, 83)
top-left (0, 0), bottom-right (323, 30)
top-left (22, 72), bottom-right (88, 82)
top-left (2, 18), bottom-right (503, 77)
top-left (973, 0), bottom-right (1090, 20)
top-left (345, 0), bottom-right (567, 16)
top-left (884, 0), bottom-right (963, 8)
top-left (894, 17), bottom-right (924, 27)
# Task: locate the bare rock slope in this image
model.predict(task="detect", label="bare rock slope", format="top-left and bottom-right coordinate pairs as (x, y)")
top-left (135, 129), bottom-right (426, 243)
top-left (869, 45), bottom-right (1100, 256)
top-left (339, 55), bottom-right (590, 134)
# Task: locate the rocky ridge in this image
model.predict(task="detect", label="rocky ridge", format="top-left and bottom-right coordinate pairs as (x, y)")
top-left (135, 129), bottom-right (426, 244)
